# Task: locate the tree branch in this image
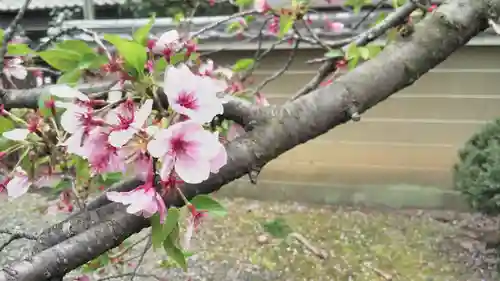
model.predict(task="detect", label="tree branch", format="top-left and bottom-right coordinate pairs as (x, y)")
top-left (0, 0), bottom-right (32, 76)
top-left (0, 0), bottom-right (495, 279)
top-left (291, 1), bottom-right (419, 100)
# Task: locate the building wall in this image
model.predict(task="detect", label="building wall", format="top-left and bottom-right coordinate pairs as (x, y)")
top-left (209, 46), bottom-right (500, 203)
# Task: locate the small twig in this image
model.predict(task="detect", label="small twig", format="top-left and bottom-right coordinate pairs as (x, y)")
top-left (353, 0), bottom-right (386, 30)
top-left (288, 232), bottom-right (328, 259)
top-left (0, 229), bottom-right (37, 252)
top-left (129, 234), bottom-right (152, 281)
top-left (251, 39), bottom-right (299, 95)
top-left (291, 1), bottom-right (420, 101)
top-left (189, 10), bottom-right (258, 39)
top-left (109, 234), bottom-right (149, 260)
top-left (362, 262), bottom-right (393, 281)
top-left (0, 0), bottom-right (32, 76)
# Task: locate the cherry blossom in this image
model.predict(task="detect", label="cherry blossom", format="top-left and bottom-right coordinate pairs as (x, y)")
top-left (147, 121), bottom-right (226, 184)
top-left (199, 59), bottom-right (214, 76)
top-left (59, 103), bottom-right (102, 156)
top-left (4, 167), bottom-right (31, 199)
top-left (106, 160), bottom-right (166, 223)
top-left (107, 99), bottom-right (153, 148)
top-left (85, 129), bottom-right (128, 174)
top-left (163, 64), bottom-right (224, 124)
top-left (3, 57), bottom-right (27, 80)
top-left (150, 30), bottom-right (181, 55)
top-left (49, 84), bottom-right (90, 107)
top-left (2, 128), bottom-right (31, 141)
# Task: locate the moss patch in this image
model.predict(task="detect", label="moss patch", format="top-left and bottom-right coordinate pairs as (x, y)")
top-left (191, 198), bottom-right (472, 281)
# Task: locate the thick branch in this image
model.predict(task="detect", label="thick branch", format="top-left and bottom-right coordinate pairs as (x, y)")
top-left (0, 0), bottom-right (495, 279)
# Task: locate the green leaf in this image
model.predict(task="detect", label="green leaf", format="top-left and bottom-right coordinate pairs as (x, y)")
top-left (261, 218), bottom-right (293, 238)
top-left (104, 34), bottom-right (147, 74)
top-left (38, 91), bottom-right (54, 117)
top-left (226, 21), bottom-right (242, 33)
top-left (348, 56), bottom-right (360, 70)
top-left (235, 0), bottom-right (253, 6)
top-left (151, 213), bottom-right (165, 249)
top-left (38, 49), bottom-right (81, 71)
top-left (0, 116), bottom-right (15, 134)
top-left (232, 58), bottom-right (254, 73)
top-left (324, 49), bottom-right (344, 59)
top-left (57, 69), bottom-right (82, 86)
top-left (151, 207), bottom-right (180, 249)
top-left (163, 228), bottom-right (187, 271)
top-left (154, 58), bottom-right (167, 74)
top-left (279, 13), bottom-right (294, 38)
top-left (0, 29), bottom-right (4, 43)
top-left (56, 40), bottom-right (94, 55)
top-left (163, 208), bottom-right (180, 237)
top-left (345, 43), bottom-right (359, 60)
top-left (190, 194), bottom-right (227, 217)
top-left (358, 46), bottom-right (370, 60)
top-left (72, 155), bottom-right (90, 186)
top-left (244, 15), bottom-right (256, 24)
top-left (174, 12), bottom-right (185, 24)
top-left (133, 15), bottom-right (156, 46)
top-left (78, 53), bottom-right (108, 70)
top-left (7, 43), bottom-right (35, 56)
top-left (100, 172), bottom-right (123, 184)
top-left (52, 179), bottom-right (72, 194)
top-left (366, 44), bottom-right (382, 58)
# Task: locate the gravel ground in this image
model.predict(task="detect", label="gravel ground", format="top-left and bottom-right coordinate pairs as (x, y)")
top-left (1, 193), bottom-right (499, 281)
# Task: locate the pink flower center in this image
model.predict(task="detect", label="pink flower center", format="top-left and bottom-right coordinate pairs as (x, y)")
top-left (170, 136), bottom-right (188, 154)
top-left (176, 91), bottom-right (199, 110)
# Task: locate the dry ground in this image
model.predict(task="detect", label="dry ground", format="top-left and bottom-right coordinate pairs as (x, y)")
top-left (1, 194), bottom-right (499, 281)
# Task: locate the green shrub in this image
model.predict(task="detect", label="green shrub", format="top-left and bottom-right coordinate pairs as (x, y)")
top-left (453, 118), bottom-right (500, 214)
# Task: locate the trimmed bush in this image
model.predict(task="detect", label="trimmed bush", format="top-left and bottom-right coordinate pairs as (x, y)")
top-left (454, 118), bottom-right (500, 214)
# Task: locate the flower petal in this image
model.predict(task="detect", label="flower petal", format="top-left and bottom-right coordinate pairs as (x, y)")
top-left (109, 129), bottom-right (136, 148)
top-left (175, 154), bottom-right (211, 184)
top-left (3, 128), bottom-right (30, 141)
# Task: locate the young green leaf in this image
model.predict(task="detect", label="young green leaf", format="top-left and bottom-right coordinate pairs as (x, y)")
top-left (226, 21), bottom-right (242, 33)
top-left (38, 49), bottom-right (81, 71)
top-left (103, 34), bottom-right (147, 75)
top-left (190, 194), bottom-right (227, 217)
top-left (366, 44), bottom-right (382, 58)
top-left (150, 207), bottom-right (180, 249)
top-left (174, 12), bottom-right (185, 24)
top-left (163, 208), bottom-right (180, 238)
top-left (78, 53), bottom-right (108, 70)
top-left (0, 116), bottom-right (15, 134)
top-left (163, 231), bottom-right (188, 271)
top-left (0, 29), bottom-right (4, 43)
top-left (57, 69), bottom-right (82, 86)
top-left (56, 40), bottom-right (94, 55)
top-left (358, 46), bottom-right (370, 60)
top-left (345, 43), bottom-right (359, 60)
top-left (133, 14), bottom-right (156, 46)
top-left (154, 58), bottom-right (167, 74)
top-left (279, 13), bottom-right (294, 38)
top-left (100, 172), bottom-right (123, 184)
top-left (232, 58), bottom-right (254, 73)
top-left (7, 43), bottom-right (35, 56)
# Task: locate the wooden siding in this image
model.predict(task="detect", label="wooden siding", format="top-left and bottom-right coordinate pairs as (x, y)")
top-left (210, 46), bottom-right (500, 190)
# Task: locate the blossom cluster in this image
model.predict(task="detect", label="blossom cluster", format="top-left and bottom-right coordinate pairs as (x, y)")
top-left (0, 31), bottom-right (238, 223)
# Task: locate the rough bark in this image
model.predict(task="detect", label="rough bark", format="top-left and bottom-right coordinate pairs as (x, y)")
top-left (0, 0), bottom-right (497, 279)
